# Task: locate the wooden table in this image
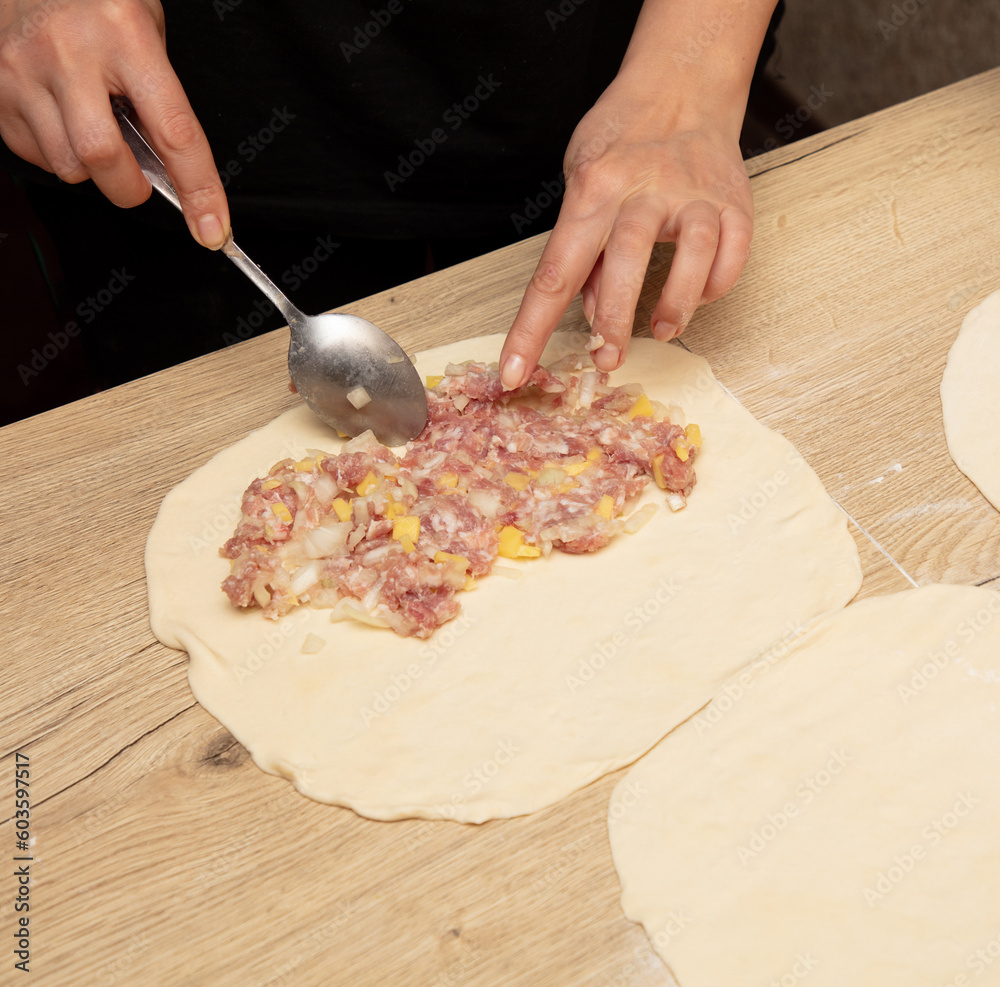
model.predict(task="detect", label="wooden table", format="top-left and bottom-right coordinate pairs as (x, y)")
top-left (3, 68), bottom-right (999, 986)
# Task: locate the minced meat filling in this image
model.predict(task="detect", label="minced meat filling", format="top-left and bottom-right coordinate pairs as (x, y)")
top-left (221, 353), bottom-right (700, 638)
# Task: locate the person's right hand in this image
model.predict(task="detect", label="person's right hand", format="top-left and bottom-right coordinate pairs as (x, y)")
top-left (0, 0), bottom-right (229, 248)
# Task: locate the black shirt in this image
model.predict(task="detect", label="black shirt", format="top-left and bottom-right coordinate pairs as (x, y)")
top-left (162, 0), bottom-right (645, 236)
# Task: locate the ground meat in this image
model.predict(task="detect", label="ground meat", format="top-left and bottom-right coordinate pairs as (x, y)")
top-left (220, 354), bottom-right (699, 637)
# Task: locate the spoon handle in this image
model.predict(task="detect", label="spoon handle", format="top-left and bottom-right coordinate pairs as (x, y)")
top-left (112, 97), bottom-right (302, 327)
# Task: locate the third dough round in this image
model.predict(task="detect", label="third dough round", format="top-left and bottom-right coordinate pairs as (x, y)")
top-left (942, 287), bottom-right (1000, 510)
top-left (608, 583), bottom-right (1000, 987)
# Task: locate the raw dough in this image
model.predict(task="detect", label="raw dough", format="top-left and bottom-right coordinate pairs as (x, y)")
top-left (145, 334), bottom-right (861, 822)
top-left (942, 288), bottom-right (1000, 510)
top-left (608, 584), bottom-right (1000, 987)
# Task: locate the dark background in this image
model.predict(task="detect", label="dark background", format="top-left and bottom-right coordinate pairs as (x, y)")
top-left (4, 0), bottom-right (994, 428)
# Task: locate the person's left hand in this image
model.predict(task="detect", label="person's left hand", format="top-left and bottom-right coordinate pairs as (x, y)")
top-left (499, 79), bottom-right (754, 389)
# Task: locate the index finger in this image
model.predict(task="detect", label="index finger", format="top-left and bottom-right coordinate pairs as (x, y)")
top-left (130, 78), bottom-right (230, 248)
top-left (500, 212), bottom-right (609, 390)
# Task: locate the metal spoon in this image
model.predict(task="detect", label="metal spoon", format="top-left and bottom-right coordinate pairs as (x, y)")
top-left (112, 98), bottom-right (427, 446)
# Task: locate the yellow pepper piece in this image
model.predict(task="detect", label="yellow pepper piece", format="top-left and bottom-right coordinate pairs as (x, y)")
top-left (652, 454), bottom-right (667, 490)
top-left (294, 458), bottom-right (314, 473)
top-left (331, 498), bottom-right (352, 522)
top-left (270, 501), bottom-right (293, 524)
top-left (596, 494), bottom-right (615, 520)
top-left (685, 423), bottom-right (703, 448)
top-left (438, 472), bottom-right (459, 488)
top-left (628, 394), bottom-right (654, 420)
top-left (504, 471), bottom-right (530, 491)
top-left (464, 576), bottom-right (476, 591)
top-left (555, 481), bottom-right (577, 494)
top-left (560, 460), bottom-right (590, 477)
top-left (385, 501), bottom-right (406, 520)
top-left (392, 515), bottom-right (421, 543)
top-left (261, 477), bottom-right (282, 490)
top-left (425, 375), bottom-right (444, 389)
top-left (673, 441), bottom-right (690, 463)
top-left (498, 525), bottom-right (540, 559)
top-left (498, 525), bottom-right (524, 559)
top-left (434, 551), bottom-right (470, 570)
top-left (357, 471), bottom-right (378, 496)
top-left (586, 447), bottom-right (603, 462)
top-left (398, 536), bottom-right (416, 554)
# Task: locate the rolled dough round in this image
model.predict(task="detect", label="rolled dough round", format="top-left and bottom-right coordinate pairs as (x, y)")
top-left (609, 583), bottom-right (1000, 987)
top-left (942, 288), bottom-right (1000, 510)
top-left (145, 333), bottom-right (861, 822)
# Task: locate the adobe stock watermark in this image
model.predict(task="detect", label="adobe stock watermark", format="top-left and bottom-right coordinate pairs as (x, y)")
top-left (218, 107), bottom-right (297, 188)
top-left (743, 85), bottom-right (834, 158)
top-left (736, 749), bottom-right (852, 864)
top-left (727, 450), bottom-right (808, 534)
top-left (339, 0), bottom-right (414, 62)
top-left (768, 953), bottom-right (819, 987)
top-left (17, 267), bottom-right (135, 386)
top-left (232, 609), bottom-right (313, 685)
top-left (360, 613), bottom-right (477, 725)
top-left (223, 235), bottom-right (340, 345)
top-left (862, 791), bottom-right (979, 906)
top-left (938, 928), bottom-right (1000, 986)
top-left (851, 125), bottom-right (957, 236)
top-left (6, 0), bottom-right (66, 44)
top-left (531, 835), bottom-right (593, 894)
top-left (564, 578), bottom-right (682, 695)
top-left (435, 737), bottom-right (522, 818)
top-left (384, 75), bottom-right (501, 191)
top-left (897, 592), bottom-right (1000, 705)
top-left (94, 933), bottom-right (153, 987)
top-left (878, 0), bottom-right (929, 41)
top-left (545, 0), bottom-right (587, 31)
top-left (600, 907), bottom-right (692, 987)
top-left (511, 174), bottom-right (565, 235)
top-left (691, 620), bottom-right (802, 737)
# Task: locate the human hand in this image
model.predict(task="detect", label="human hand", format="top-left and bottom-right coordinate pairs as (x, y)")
top-left (0, 0), bottom-right (229, 248)
top-left (500, 80), bottom-right (753, 389)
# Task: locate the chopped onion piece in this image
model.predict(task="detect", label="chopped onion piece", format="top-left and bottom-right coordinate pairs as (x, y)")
top-left (587, 332), bottom-right (605, 352)
top-left (347, 386), bottom-right (371, 410)
top-left (665, 492), bottom-right (687, 512)
top-left (445, 361), bottom-right (469, 376)
top-left (329, 598), bottom-right (391, 628)
top-left (313, 473), bottom-right (337, 504)
top-left (624, 502), bottom-right (659, 533)
top-left (353, 498), bottom-right (370, 526)
top-left (466, 486), bottom-right (501, 519)
top-left (453, 394), bottom-right (471, 412)
top-left (252, 580), bottom-right (271, 608)
top-left (490, 565), bottom-right (523, 580)
top-left (537, 467), bottom-right (566, 486)
top-left (386, 354), bottom-right (404, 364)
top-left (302, 522), bottom-right (351, 558)
top-left (578, 370), bottom-right (598, 409)
top-left (344, 430), bottom-right (380, 454)
top-left (300, 633), bottom-right (326, 654)
top-left (290, 560), bottom-right (323, 595)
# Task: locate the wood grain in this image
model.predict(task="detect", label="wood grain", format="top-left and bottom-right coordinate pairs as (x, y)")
top-left (3, 68), bottom-right (999, 986)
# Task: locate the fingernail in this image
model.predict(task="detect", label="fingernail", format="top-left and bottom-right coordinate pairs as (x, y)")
top-left (653, 320), bottom-right (677, 341)
top-left (196, 213), bottom-right (226, 249)
top-left (500, 353), bottom-right (528, 391)
top-left (582, 287), bottom-right (596, 326)
top-left (593, 343), bottom-right (620, 372)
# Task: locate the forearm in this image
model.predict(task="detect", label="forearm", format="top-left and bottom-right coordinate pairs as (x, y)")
top-left (617, 0), bottom-right (779, 137)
